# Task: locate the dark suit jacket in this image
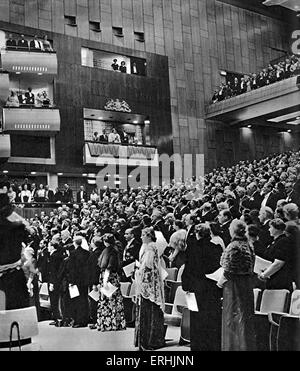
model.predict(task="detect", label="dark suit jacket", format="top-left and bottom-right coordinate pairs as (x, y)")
top-left (220, 220), bottom-right (232, 247)
top-left (87, 247), bottom-right (104, 286)
top-left (77, 191), bottom-right (88, 203)
top-left (122, 238), bottom-right (141, 265)
top-left (241, 190), bottom-right (263, 210)
top-left (45, 190), bottom-right (54, 202)
top-left (6, 39), bottom-right (17, 49)
top-left (258, 220), bottom-right (273, 248)
top-left (25, 92), bottom-right (35, 105)
top-left (18, 39), bottom-right (29, 49)
top-left (67, 247), bottom-right (90, 287)
top-left (48, 250), bottom-right (64, 287)
top-left (63, 188), bottom-right (73, 203)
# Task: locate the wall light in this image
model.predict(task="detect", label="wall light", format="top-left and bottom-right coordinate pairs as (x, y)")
top-left (247, 125), bottom-right (252, 128)
top-left (31, 172), bottom-right (37, 175)
top-left (3, 170), bottom-right (8, 174)
top-left (57, 173), bottom-right (63, 176)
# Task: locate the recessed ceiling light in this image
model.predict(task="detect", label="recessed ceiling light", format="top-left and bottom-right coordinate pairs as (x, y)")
top-left (82, 173), bottom-right (88, 177)
top-left (31, 172), bottom-right (36, 175)
top-left (247, 125), bottom-right (252, 128)
top-left (16, 72), bottom-right (21, 75)
top-left (144, 120), bottom-right (150, 124)
top-left (57, 172), bottom-right (63, 176)
top-left (37, 73), bottom-right (43, 76)
top-left (3, 170), bottom-right (8, 174)
top-left (133, 120), bottom-right (138, 124)
top-left (287, 130), bottom-right (292, 133)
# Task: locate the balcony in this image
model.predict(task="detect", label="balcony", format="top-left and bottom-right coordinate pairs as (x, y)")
top-left (1, 107), bottom-right (61, 136)
top-left (0, 48), bottom-right (57, 75)
top-left (206, 76), bottom-right (300, 126)
top-left (84, 141), bottom-right (158, 167)
top-left (0, 135), bottom-right (10, 160)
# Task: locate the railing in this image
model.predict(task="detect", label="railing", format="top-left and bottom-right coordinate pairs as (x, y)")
top-left (3, 46), bottom-right (55, 53)
top-left (86, 141), bottom-right (157, 160)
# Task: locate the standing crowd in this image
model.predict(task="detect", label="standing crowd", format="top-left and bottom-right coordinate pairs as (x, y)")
top-left (211, 54), bottom-right (300, 103)
top-left (0, 149), bottom-right (299, 351)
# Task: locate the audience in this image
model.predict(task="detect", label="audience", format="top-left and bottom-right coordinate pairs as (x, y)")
top-left (212, 54), bottom-right (300, 103)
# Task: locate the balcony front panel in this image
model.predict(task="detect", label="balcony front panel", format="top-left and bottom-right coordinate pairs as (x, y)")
top-left (0, 135), bottom-right (11, 158)
top-left (2, 108), bottom-right (60, 135)
top-left (206, 76), bottom-right (300, 124)
top-left (0, 50), bottom-right (58, 75)
top-left (0, 72), bottom-right (9, 105)
top-left (84, 142), bottom-right (158, 167)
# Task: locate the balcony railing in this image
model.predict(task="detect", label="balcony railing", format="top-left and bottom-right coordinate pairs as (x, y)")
top-left (0, 135), bottom-right (10, 159)
top-left (0, 48), bottom-right (57, 75)
top-left (1, 107), bottom-right (60, 135)
top-left (84, 141), bottom-right (158, 167)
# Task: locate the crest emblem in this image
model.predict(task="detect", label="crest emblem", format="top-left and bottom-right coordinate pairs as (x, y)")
top-left (104, 99), bottom-right (132, 113)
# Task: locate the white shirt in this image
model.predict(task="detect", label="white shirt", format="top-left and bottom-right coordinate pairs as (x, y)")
top-left (261, 192), bottom-right (271, 208)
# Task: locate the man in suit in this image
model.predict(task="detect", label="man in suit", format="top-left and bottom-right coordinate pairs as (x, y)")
top-left (6, 34), bottom-right (16, 50)
top-left (121, 228), bottom-right (142, 282)
top-left (76, 186), bottom-right (88, 204)
top-left (258, 206), bottom-right (274, 248)
top-left (241, 182), bottom-right (263, 210)
top-left (63, 184), bottom-right (73, 204)
top-left (17, 34), bottom-right (29, 50)
top-left (45, 185), bottom-right (54, 203)
top-left (67, 236), bottom-right (90, 327)
top-left (47, 241), bottom-right (64, 326)
top-left (260, 183), bottom-right (279, 212)
top-left (18, 92), bottom-right (27, 107)
top-left (217, 209), bottom-right (232, 247)
top-left (99, 129), bottom-right (108, 143)
top-left (174, 198), bottom-right (190, 220)
top-left (29, 35), bottom-right (44, 51)
top-left (25, 87), bottom-right (35, 106)
top-left (184, 214), bottom-right (198, 251)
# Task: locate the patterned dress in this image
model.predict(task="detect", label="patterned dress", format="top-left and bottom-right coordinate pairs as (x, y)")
top-left (134, 242), bottom-right (165, 350)
top-left (97, 271), bottom-right (126, 332)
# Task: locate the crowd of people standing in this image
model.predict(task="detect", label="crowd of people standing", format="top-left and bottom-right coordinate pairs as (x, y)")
top-left (211, 54), bottom-right (300, 103)
top-left (0, 149), bottom-right (299, 351)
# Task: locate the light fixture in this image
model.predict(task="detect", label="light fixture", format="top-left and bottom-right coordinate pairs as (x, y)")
top-left (31, 172), bottom-right (37, 175)
top-left (287, 130), bottom-right (292, 133)
top-left (3, 170), bottom-right (8, 174)
top-left (88, 179), bottom-right (96, 185)
top-left (133, 120), bottom-right (138, 124)
top-left (98, 117), bottom-right (103, 120)
top-left (296, 117), bottom-right (300, 120)
top-left (57, 172), bottom-right (63, 176)
top-left (82, 173), bottom-right (88, 177)
top-left (37, 73), bottom-right (43, 76)
top-left (220, 70), bottom-right (227, 76)
top-left (247, 125), bottom-right (252, 128)
top-left (16, 72), bottom-right (21, 75)
top-left (88, 173), bottom-right (96, 178)
top-left (144, 119), bottom-right (150, 124)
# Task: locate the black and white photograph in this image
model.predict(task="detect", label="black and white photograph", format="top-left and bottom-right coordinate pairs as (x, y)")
top-left (0, 0), bottom-right (300, 357)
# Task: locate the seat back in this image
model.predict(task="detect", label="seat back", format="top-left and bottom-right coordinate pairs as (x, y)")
top-left (259, 289), bottom-right (290, 314)
top-left (166, 267), bottom-right (178, 281)
top-left (120, 282), bottom-right (131, 297)
top-left (289, 290), bottom-right (300, 316)
top-left (177, 264), bottom-right (185, 282)
top-left (180, 307), bottom-right (190, 344)
top-left (0, 291), bottom-right (5, 311)
top-left (253, 288), bottom-right (262, 311)
top-left (0, 306), bottom-right (38, 342)
top-left (277, 315), bottom-right (300, 351)
top-left (171, 286), bottom-right (187, 316)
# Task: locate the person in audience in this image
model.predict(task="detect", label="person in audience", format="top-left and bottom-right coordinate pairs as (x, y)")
top-left (63, 184), bottom-right (73, 204)
top-left (167, 220), bottom-right (187, 269)
top-left (6, 90), bottom-right (20, 107)
top-left (182, 223), bottom-right (223, 351)
top-left (218, 219), bottom-right (256, 351)
top-left (111, 59), bottom-right (119, 71)
top-left (25, 87), bottom-right (35, 106)
top-left (18, 91), bottom-right (27, 107)
top-left (90, 189), bottom-right (100, 204)
top-left (45, 185), bottom-right (55, 203)
top-left (77, 186), bottom-right (88, 204)
top-left (0, 180), bottom-right (30, 310)
top-left (258, 218), bottom-right (294, 291)
top-left (210, 222), bottom-right (226, 251)
top-left (6, 33), bottom-right (17, 50)
top-left (120, 228), bottom-right (142, 282)
top-left (30, 35), bottom-right (44, 51)
top-left (108, 128), bottom-right (121, 143)
top-left (21, 184), bottom-right (32, 203)
top-left (99, 129), bottom-right (108, 142)
top-left (47, 241), bottom-right (64, 326)
top-left (36, 184), bottom-right (46, 203)
top-left (134, 227), bottom-right (165, 351)
top-left (119, 61), bottom-right (127, 73)
top-left (258, 206), bottom-right (274, 247)
top-left (7, 186), bottom-right (17, 203)
top-left (17, 34), bottom-right (29, 50)
top-left (92, 132), bottom-right (99, 142)
top-left (43, 35), bottom-right (53, 52)
top-left (97, 233), bottom-right (126, 332)
top-left (66, 236), bottom-right (90, 327)
top-left (217, 209), bottom-right (232, 247)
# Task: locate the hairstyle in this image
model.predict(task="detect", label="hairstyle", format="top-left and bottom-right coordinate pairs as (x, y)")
top-left (246, 224), bottom-right (260, 239)
top-left (142, 227), bottom-right (156, 242)
top-left (174, 220), bottom-right (184, 229)
top-left (195, 223), bottom-right (211, 239)
top-left (283, 203), bottom-right (299, 221)
top-left (260, 206), bottom-right (274, 220)
top-left (221, 209), bottom-right (232, 220)
top-left (270, 218), bottom-right (286, 232)
top-left (229, 219), bottom-right (247, 238)
top-left (103, 233), bottom-right (115, 245)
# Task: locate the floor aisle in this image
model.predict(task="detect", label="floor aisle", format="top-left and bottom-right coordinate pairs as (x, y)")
top-left (33, 321), bottom-right (190, 351)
